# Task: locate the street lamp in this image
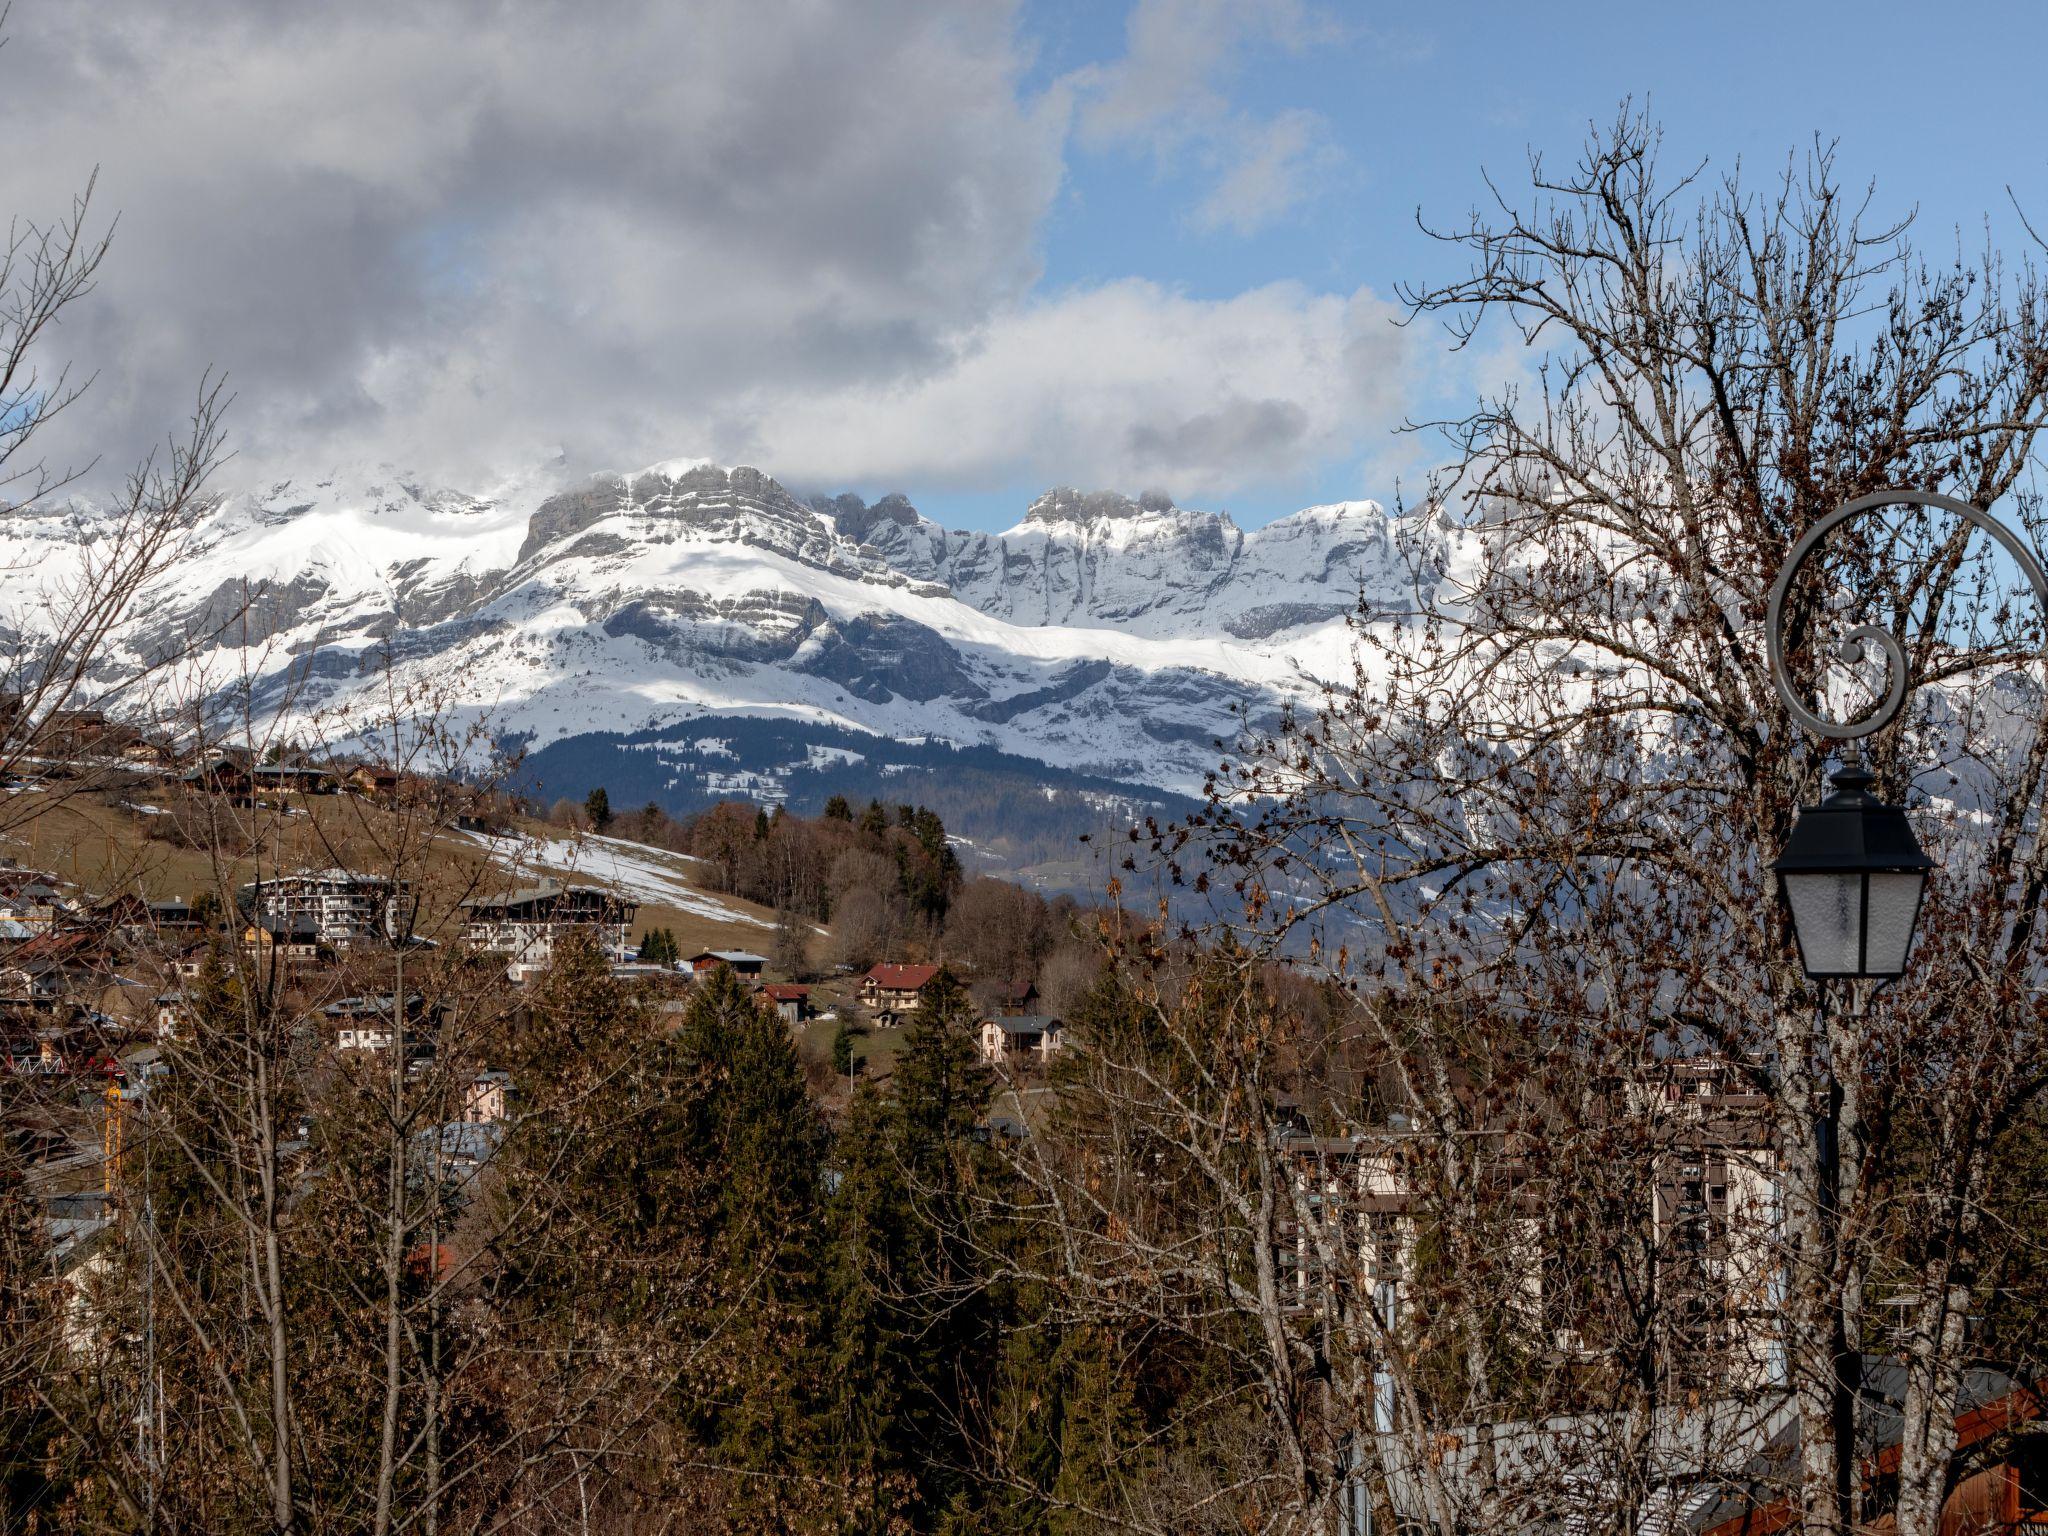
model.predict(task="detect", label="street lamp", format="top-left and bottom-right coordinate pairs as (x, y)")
top-left (1765, 489), bottom-right (2048, 981)
top-left (1770, 756), bottom-right (1931, 979)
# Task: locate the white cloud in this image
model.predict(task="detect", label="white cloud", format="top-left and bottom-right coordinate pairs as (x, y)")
top-left (1069, 0), bottom-right (1343, 236)
top-left (749, 279), bottom-right (1406, 498)
top-left (0, 0), bottom-right (1400, 509)
top-left (1193, 109), bottom-right (1338, 235)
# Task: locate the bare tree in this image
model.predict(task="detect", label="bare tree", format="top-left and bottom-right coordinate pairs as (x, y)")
top-left (0, 156), bottom-right (230, 829)
top-left (1131, 109), bottom-right (2048, 1535)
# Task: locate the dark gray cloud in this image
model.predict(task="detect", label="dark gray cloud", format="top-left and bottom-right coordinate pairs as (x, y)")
top-left (0, 0), bottom-right (1406, 502)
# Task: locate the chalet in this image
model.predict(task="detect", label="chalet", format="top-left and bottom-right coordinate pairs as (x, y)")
top-left (37, 708), bottom-right (133, 757)
top-left (241, 869), bottom-right (412, 948)
top-left (977, 1013), bottom-right (1064, 1067)
top-left (345, 764), bottom-right (407, 799)
top-left (755, 983), bottom-right (811, 1025)
top-left (149, 898), bottom-right (200, 932)
top-left (322, 993), bottom-right (435, 1055)
top-left (420, 1120), bottom-right (503, 1185)
top-left (119, 737), bottom-right (176, 770)
top-left (462, 1069), bottom-right (514, 1124)
top-left (152, 993), bottom-right (185, 1040)
top-left (460, 884), bottom-right (637, 981)
top-left (685, 949), bottom-right (768, 979)
top-left (95, 894), bottom-right (200, 943)
top-left (992, 978), bottom-right (1039, 1014)
top-left (251, 762), bottom-right (338, 796)
top-left (182, 756), bottom-right (253, 799)
top-left (163, 939), bottom-right (208, 980)
top-left (3, 928), bottom-right (111, 997)
top-left (242, 920), bottom-right (322, 967)
top-left (860, 963), bottom-right (942, 1024)
top-left (0, 867), bottom-right (75, 932)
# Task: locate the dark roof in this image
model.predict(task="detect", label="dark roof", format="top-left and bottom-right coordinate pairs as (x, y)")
top-left (321, 992), bottom-right (427, 1020)
top-left (758, 983), bottom-right (810, 1001)
top-left (460, 883), bottom-right (631, 914)
top-left (987, 1013), bottom-right (1061, 1036)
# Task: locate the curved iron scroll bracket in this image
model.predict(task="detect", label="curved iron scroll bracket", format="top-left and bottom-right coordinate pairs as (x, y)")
top-left (1766, 489), bottom-right (2048, 741)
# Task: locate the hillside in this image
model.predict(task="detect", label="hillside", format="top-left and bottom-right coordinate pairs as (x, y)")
top-left (0, 783), bottom-right (784, 956)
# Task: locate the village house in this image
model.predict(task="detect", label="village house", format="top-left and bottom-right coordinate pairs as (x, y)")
top-left (977, 1012), bottom-right (1064, 1067)
top-left (1, 928), bottom-right (112, 999)
top-left (460, 883), bottom-right (637, 981)
top-left (0, 866), bottom-right (76, 933)
top-left (242, 918), bottom-right (322, 969)
top-left (859, 962), bottom-right (942, 1024)
top-left (462, 1069), bottom-right (514, 1124)
top-left (152, 992), bottom-right (185, 1040)
top-left (755, 982), bottom-right (810, 1025)
top-left (182, 755), bottom-right (254, 800)
top-left (992, 978), bottom-right (1039, 1014)
top-left (609, 959), bottom-right (679, 986)
top-left (241, 869), bottom-right (413, 948)
top-left (1269, 1056), bottom-right (1786, 1405)
top-left (95, 894), bottom-right (201, 944)
top-left (348, 764), bottom-right (402, 798)
top-left (685, 949), bottom-right (768, 979)
top-left (323, 992), bottom-right (436, 1056)
top-left (36, 708), bottom-right (137, 758)
top-left (250, 762), bottom-right (339, 796)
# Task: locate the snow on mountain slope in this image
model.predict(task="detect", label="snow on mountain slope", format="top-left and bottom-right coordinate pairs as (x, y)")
top-left (2, 459), bottom-right (1463, 810)
top-left (816, 484), bottom-right (1451, 640)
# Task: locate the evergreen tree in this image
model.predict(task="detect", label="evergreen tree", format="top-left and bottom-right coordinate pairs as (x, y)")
top-left (858, 800), bottom-right (888, 836)
top-left (639, 925), bottom-right (680, 965)
top-left (821, 1084), bottom-right (923, 1531)
top-left (476, 930), bottom-right (712, 1525)
top-left (823, 794), bottom-right (853, 821)
top-left (0, 1144), bottom-right (61, 1528)
top-left (671, 968), bottom-right (837, 1528)
top-left (584, 785), bottom-right (613, 831)
top-left (894, 969), bottom-right (988, 1169)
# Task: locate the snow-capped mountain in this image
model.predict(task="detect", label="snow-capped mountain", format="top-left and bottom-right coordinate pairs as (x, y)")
top-left (10, 459), bottom-right (1462, 881)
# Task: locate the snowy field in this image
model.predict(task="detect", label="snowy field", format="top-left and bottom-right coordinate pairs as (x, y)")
top-left (462, 829), bottom-right (771, 928)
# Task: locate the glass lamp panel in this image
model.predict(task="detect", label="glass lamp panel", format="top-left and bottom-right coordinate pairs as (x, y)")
top-left (1783, 871), bottom-right (1862, 976)
top-left (1861, 870), bottom-right (1927, 977)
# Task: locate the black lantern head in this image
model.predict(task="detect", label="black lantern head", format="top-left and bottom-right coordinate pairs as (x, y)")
top-left (1771, 759), bottom-right (1932, 980)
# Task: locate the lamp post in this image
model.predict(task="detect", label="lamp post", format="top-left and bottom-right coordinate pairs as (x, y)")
top-left (1770, 758), bottom-right (1930, 981)
top-left (1765, 489), bottom-right (2048, 977)
top-left (1762, 489), bottom-right (2048, 1526)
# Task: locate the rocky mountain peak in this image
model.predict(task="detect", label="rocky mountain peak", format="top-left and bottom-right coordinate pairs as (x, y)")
top-left (1022, 486), bottom-right (1183, 527)
top-left (517, 461), bottom-right (841, 568)
top-left (809, 489), bottom-right (922, 545)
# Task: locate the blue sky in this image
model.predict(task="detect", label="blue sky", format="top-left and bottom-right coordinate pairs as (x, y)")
top-left (7, 0), bottom-right (2044, 530)
top-left (911, 0), bottom-right (2048, 527)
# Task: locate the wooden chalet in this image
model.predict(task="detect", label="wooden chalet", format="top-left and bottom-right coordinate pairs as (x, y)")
top-left (755, 982), bottom-right (811, 1025)
top-left (977, 1013), bottom-right (1064, 1067)
top-left (859, 963), bottom-right (942, 1024)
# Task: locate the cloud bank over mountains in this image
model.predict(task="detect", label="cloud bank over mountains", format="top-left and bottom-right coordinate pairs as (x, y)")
top-left (0, 0), bottom-right (1408, 509)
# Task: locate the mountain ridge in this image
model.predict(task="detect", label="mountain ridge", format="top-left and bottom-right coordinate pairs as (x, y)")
top-left (5, 458), bottom-right (1460, 882)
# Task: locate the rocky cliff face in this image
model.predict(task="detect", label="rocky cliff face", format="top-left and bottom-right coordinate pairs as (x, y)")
top-left (816, 484), bottom-right (1443, 639)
